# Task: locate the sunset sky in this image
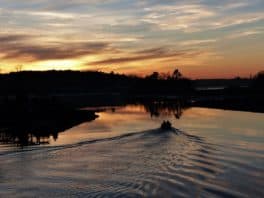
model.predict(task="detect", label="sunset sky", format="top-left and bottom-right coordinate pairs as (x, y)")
top-left (0, 0), bottom-right (263, 78)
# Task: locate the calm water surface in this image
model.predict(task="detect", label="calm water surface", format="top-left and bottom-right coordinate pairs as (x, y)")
top-left (0, 105), bottom-right (263, 197)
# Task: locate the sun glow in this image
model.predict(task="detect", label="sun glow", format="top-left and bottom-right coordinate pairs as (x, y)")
top-left (0, 0), bottom-right (263, 77)
top-left (28, 60), bottom-right (82, 71)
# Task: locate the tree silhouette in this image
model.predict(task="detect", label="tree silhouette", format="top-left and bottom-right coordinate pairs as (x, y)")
top-left (15, 64), bottom-right (23, 72)
top-left (147, 72), bottom-right (159, 80)
top-left (254, 71), bottom-right (264, 80)
top-left (172, 69), bottom-right (182, 80)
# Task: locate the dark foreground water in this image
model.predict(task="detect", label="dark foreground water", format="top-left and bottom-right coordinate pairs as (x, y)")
top-left (0, 105), bottom-right (263, 197)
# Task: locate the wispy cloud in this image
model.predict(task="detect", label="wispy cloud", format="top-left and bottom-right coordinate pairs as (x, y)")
top-left (179, 39), bottom-right (217, 46)
top-left (0, 33), bottom-right (112, 61)
top-left (141, 2), bottom-right (264, 32)
top-left (88, 47), bottom-right (203, 65)
top-left (0, 0), bottom-right (263, 76)
top-left (142, 4), bottom-right (215, 31)
top-left (225, 30), bottom-right (263, 39)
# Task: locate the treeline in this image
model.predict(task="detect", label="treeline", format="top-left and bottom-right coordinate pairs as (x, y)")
top-left (251, 71), bottom-right (264, 91)
top-left (0, 69), bottom-right (263, 96)
top-left (0, 69), bottom-right (193, 95)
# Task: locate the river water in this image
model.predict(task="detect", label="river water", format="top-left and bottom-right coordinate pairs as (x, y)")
top-left (0, 105), bottom-right (263, 197)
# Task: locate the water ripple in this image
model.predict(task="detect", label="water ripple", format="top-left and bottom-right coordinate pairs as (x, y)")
top-left (0, 128), bottom-right (263, 197)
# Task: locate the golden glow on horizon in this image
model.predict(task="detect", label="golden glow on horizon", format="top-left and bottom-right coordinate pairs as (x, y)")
top-left (0, 0), bottom-right (263, 78)
top-left (31, 60), bottom-right (81, 71)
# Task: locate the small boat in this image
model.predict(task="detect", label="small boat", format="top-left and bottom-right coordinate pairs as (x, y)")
top-left (161, 120), bottom-right (172, 130)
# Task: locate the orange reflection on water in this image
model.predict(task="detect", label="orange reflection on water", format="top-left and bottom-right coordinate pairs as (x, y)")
top-left (49, 106), bottom-right (159, 146)
top-left (42, 105), bottom-right (264, 155)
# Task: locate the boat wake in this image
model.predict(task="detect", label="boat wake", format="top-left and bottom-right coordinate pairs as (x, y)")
top-left (0, 128), bottom-right (263, 197)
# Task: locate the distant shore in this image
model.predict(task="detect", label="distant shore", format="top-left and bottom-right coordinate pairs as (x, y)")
top-left (0, 70), bottom-right (263, 113)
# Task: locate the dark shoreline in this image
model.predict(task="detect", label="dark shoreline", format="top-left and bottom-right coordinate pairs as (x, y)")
top-left (0, 70), bottom-right (263, 146)
top-left (1, 91), bottom-right (264, 113)
top-left (0, 92), bottom-right (262, 147)
top-left (0, 70), bottom-right (262, 112)
top-left (0, 101), bottom-right (98, 146)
